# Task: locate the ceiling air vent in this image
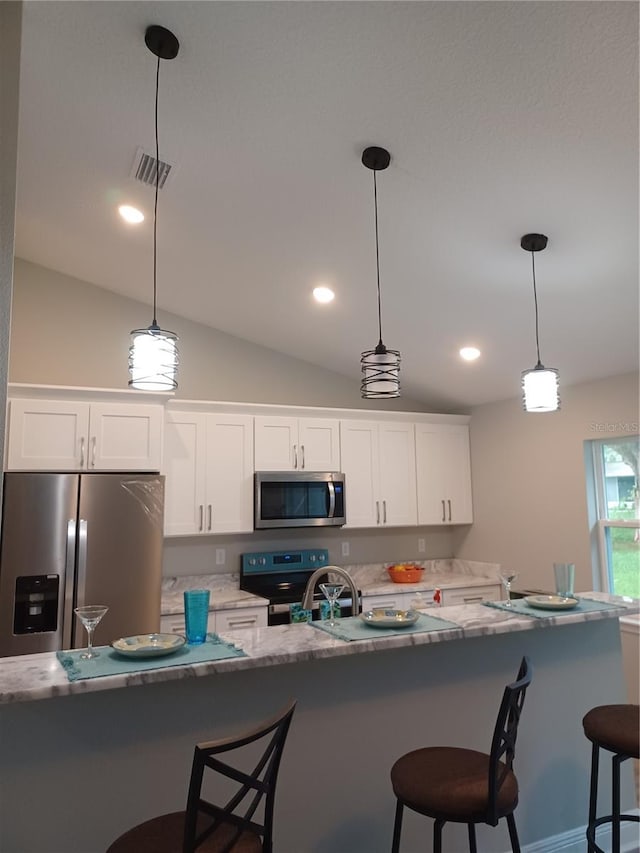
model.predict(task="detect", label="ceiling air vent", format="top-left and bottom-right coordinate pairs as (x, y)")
top-left (130, 146), bottom-right (174, 189)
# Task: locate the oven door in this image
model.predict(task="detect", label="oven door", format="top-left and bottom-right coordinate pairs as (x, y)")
top-left (254, 472), bottom-right (345, 529)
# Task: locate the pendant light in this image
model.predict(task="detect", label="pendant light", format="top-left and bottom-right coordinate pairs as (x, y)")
top-left (520, 233), bottom-right (559, 412)
top-left (360, 146), bottom-right (401, 399)
top-left (129, 25), bottom-right (179, 391)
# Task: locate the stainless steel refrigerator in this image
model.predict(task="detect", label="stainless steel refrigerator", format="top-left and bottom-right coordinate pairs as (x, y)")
top-left (0, 472), bottom-right (164, 657)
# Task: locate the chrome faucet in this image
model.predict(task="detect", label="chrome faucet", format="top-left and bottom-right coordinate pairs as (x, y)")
top-left (301, 565), bottom-right (361, 614)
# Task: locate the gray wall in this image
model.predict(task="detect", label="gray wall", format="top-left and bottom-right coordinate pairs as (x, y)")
top-left (11, 258), bottom-right (431, 412)
top-left (455, 371), bottom-right (639, 593)
top-left (0, 3), bottom-right (22, 519)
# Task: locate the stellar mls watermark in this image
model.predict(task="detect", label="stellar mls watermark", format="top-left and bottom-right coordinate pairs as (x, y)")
top-left (590, 422), bottom-right (639, 433)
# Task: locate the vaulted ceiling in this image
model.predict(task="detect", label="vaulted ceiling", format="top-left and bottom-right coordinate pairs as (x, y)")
top-left (15, 1), bottom-right (639, 411)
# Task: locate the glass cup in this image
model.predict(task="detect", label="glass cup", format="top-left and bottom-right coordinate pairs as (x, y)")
top-left (553, 563), bottom-right (575, 599)
top-left (184, 589), bottom-right (210, 645)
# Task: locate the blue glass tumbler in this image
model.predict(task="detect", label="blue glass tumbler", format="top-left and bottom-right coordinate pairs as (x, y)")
top-left (184, 589), bottom-right (210, 645)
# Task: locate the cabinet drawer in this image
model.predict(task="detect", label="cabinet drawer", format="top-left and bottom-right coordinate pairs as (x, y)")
top-left (361, 592), bottom-right (409, 611)
top-left (441, 585), bottom-right (501, 607)
top-left (215, 607), bottom-right (267, 632)
top-left (160, 615), bottom-right (186, 635)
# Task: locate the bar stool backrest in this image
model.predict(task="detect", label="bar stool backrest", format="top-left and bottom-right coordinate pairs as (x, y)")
top-left (183, 699), bottom-right (296, 853)
top-left (487, 656), bottom-right (532, 826)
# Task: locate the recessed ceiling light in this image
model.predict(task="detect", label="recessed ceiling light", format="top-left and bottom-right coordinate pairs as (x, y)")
top-left (313, 286), bottom-right (335, 304)
top-left (460, 346), bottom-right (481, 361)
top-left (118, 204), bottom-right (144, 224)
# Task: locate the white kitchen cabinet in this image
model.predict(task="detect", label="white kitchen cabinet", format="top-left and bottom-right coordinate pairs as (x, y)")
top-left (440, 584), bottom-right (501, 606)
top-left (415, 423), bottom-right (473, 525)
top-left (163, 411), bottom-right (254, 536)
top-left (340, 420), bottom-right (417, 528)
top-left (6, 398), bottom-right (163, 471)
top-left (361, 591), bottom-right (411, 611)
top-left (160, 605), bottom-right (267, 636)
top-left (254, 416), bottom-right (340, 471)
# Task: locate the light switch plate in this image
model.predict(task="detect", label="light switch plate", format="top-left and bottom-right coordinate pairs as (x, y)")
top-left (215, 548), bottom-right (225, 566)
top-left (418, 538), bottom-right (426, 553)
top-left (341, 542), bottom-right (350, 557)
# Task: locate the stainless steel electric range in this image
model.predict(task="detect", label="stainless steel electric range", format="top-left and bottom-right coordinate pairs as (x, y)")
top-left (240, 548), bottom-right (360, 625)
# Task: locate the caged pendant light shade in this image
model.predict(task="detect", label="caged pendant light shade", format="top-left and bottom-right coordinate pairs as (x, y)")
top-left (129, 25), bottom-right (180, 392)
top-left (360, 146), bottom-right (401, 399)
top-left (520, 233), bottom-right (559, 412)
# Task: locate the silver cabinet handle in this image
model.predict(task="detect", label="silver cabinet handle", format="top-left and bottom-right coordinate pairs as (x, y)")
top-left (383, 500), bottom-right (387, 524)
top-left (448, 499), bottom-right (452, 522)
top-left (293, 444), bottom-right (298, 469)
top-left (300, 444), bottom-right (305, 469)
top-left (207, 505), bottom-right (212, 531)
top-left (199, 505), bottom-right (204, 532)
top-left (91, 436), bottom-right (97, 468)
top-left (463, 596), bottom-right (484, 603)
top-left (441, 499), bottom-right (446, 523)
top-left (79, 437), bottom-right (85, 468)
top-left (376, 501), bottom-right (380, 525)
top-left (225, 618), bottom-right (256, 628)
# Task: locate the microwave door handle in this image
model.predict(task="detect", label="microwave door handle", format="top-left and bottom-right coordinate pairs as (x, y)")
top-left (327, 481), bottom-right (336, 518)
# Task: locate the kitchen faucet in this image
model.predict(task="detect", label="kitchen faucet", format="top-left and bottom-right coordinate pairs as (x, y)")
top-left (300, 565), bottom-right (361, 615)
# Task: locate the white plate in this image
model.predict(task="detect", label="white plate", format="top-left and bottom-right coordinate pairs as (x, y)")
top-left (111, 633), bottom-right (186, 658)
top-left (524, 595), bottom-right (579, 611)
top-left (359, 609), bottom-right (420, 628)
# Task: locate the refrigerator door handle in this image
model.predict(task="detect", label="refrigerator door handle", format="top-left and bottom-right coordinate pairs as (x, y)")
top-left (75, 519), bottom-right (89, 611)
top-left (62, 519), bottom-right (77, 649)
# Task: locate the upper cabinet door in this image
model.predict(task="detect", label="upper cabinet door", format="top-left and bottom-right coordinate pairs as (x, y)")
top-left (378, 422), bottom-right (417, 526)
top-left (254, 417), bottom-right (298, 470)
top-left (162, 412), bottom-right (207, 536)
top-left (6, 399), bottom-right (91, 470)
top-left (204, 414), bottom-right (254, 534)
top-left (254, 416), bottom-right (340, 471)
top-left (415, 423), bottom-right (473, 524)
top-left (297, 418), bottom-right (340, 471)
top-left (340, 420), bottom-right (380, 527)
top-left (89, 403), bottom-right (163, 471)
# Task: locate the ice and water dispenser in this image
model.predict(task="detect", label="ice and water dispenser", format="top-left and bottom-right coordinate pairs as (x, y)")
top-left (13, 575), bottom-right (60, 635)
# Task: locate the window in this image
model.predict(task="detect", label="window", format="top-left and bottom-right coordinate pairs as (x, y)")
top-left (589, 435), bottom-right (639, 597)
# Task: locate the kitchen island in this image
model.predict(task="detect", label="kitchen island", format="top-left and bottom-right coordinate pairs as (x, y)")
top-left (0, 593), bottom-right (637, 853)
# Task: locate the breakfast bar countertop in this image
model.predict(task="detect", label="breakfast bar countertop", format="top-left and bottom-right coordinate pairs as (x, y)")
top-left (0, 591), bottom-right (636, 705)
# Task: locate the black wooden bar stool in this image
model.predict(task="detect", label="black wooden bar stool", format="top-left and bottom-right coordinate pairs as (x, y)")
top-left (389, 656), bottom-right (532, 853)
top-left (582, 703), bottom-right (639, 853)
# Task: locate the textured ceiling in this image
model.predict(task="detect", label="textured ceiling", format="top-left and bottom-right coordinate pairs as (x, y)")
top-left (15, 1), bottom-right (639, 410)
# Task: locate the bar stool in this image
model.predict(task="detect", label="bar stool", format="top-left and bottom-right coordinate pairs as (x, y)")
top-left (106, 699), bottom-right (296, 853)
top-left (389, 656), bottom-right (532, 853)
top-left (582, 703), bottom-right (639, 853)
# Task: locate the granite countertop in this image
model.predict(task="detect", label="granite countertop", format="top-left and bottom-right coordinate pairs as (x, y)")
top-left (161, 559), bottom-right (503, 615)
top-left (1, 592), bottom-right (636, 705)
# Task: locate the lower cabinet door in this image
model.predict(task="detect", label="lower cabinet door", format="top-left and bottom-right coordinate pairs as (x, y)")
top-left (361, 592), bottom-right (410, 611)
top-left (160, 615), bottom-right (186, 635)
top-left (440, 584), bottom-right (501, 606)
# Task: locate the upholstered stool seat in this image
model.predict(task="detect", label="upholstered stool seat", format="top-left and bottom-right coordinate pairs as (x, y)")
top-left (106, 811), bottom-right (263, 853)
top-left (390, 657), bottom-right (532, 853)
top-left (582, 703), bottom-right (639, 853)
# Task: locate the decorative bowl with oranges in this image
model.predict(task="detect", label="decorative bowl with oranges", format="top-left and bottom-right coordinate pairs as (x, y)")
top-left (387, 563), bottom-right (424, 584)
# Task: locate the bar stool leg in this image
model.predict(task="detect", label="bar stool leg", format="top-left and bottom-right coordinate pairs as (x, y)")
top-left (612, 753), bottom-right (622, 853)
top-left (391, 800), bottom-right (403, 853)
top-left (433, 818), bottom-right (444, 853)
top-left (506, 813), bottom-right (521, 853)
top-left (587, 741), bottom-right (600, 852)
top-left (467, 823), bottom-right (477, 853)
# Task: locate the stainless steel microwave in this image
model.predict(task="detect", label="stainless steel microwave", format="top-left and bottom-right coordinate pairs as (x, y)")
top-left (254, 471), bottom-right (346, 529)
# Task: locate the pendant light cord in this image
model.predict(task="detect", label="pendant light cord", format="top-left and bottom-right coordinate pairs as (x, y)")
top-left (530, 250), bottom-right (543, 367)
top-left (373, 169), bottom-right (383, 346)
top-left (152, 54), bottom-right (161, 327)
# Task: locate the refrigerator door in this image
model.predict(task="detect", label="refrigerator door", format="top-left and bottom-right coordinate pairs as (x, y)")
top-left (73, 474), bottom-right (164, 648)
top-left (0, 473), bottom-right (79, 656)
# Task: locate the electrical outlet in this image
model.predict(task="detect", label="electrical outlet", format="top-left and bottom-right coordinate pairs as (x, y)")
top-left (341, 542), bottom-right (350, 558)
top-left (418, 538), bottom-right (426, 553)
top-left (215, 548), bottom-right (226, 566)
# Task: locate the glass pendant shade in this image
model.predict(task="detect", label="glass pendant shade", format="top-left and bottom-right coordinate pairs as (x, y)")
top-left (521, 364), bottom-right (559, 413)
top-left (360, 343), bottom-right (401, 398)
top-left (129, 324), bottom-right (178, 391)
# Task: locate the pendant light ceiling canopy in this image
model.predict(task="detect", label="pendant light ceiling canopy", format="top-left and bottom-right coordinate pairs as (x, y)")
top-left (360, 146), bottom-right (401, 399)
top-left (128, 25), bottom-right (180, 392)
top-left (520, 233), bottom-right (559, 413)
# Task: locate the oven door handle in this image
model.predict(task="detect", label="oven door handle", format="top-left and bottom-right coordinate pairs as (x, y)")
top-left (327, 481), bottom-right (336, 518)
